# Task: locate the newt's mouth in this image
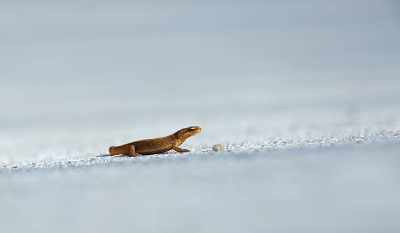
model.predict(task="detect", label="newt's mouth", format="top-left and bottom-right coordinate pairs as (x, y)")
top-left (193, 128), bottom-right (201, 135)
top-left (188, 126), bottom-right (201, 136)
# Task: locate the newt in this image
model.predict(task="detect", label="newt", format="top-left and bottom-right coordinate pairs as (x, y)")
top-left (109, 126), bottom-right (201, 157)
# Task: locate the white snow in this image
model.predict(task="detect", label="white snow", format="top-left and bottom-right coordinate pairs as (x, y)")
top-left (0, 1), bottom-right (400, 232)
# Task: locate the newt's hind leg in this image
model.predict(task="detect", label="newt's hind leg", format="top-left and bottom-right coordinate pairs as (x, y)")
top-left (128, 145), bottom-right (142, 157)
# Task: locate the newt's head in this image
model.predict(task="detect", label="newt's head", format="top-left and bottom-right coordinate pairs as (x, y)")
top-left (176, 126), bottom-right (201, 140)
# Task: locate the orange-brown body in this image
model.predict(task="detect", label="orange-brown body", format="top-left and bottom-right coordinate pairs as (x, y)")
top-left (109, 126), bottom-right (201, 157)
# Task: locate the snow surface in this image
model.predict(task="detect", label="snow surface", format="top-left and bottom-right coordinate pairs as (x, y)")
top-left (1, 1), bottom-right (400, 232)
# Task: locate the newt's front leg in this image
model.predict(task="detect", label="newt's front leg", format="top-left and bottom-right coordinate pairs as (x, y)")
top-left (128, 145), bottom-right (142, 157)
top-left (172, 144), bottom-right (190, 153)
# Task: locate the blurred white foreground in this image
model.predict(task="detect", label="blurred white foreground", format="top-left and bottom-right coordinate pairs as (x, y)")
top-left (1, 139), bottom-right (400, 232)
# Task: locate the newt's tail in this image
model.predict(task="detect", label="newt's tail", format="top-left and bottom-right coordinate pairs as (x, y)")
top-left (109, 146), bottom-right (118, 156)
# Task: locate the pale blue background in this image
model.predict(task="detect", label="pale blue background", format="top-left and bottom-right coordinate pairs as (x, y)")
top-left (1, 2), bottom-right (400, 231)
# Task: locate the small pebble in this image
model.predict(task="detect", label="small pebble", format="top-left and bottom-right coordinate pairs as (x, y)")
top-left (212, 144), bottom-right (224, 151)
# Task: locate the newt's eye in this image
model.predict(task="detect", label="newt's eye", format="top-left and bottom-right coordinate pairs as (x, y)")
top-left (189, 128), bottom-right (195, 131)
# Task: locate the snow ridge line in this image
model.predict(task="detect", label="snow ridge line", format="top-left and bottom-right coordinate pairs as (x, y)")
top-left (1, 132), bottom-right (399, 172)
